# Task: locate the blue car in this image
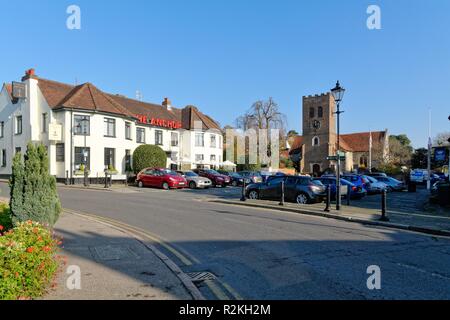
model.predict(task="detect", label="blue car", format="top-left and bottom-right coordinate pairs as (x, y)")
top-left (314, 177), bottom-right (367, 200)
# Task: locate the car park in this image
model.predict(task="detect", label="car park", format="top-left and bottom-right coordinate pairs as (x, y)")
top-left (137, 168), bottom-right (187, 190)
top-left (176, 171), bottom-right (212, 189)
top-left (245, 175), bottom-right (327, 204)
top-left (375, 176), bottom-right (406, 192)
top-left (238, 171), bottom-right (263, 184)
top-left (193, 169), bottom-right (231, 187)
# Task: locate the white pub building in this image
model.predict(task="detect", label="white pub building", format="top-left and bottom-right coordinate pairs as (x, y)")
top-left (0, 69), bottom-right (224, 183)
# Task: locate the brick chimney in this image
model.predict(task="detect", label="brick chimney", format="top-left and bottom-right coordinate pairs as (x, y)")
top-left (162, 97), bottom-right (172, 111)
top-left (21, 68), bottom-right (38, 81)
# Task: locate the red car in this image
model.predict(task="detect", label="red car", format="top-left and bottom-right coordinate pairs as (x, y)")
top-left (136, 168), bottom-right (187, 190)
top-left (193, 169), bottom-right (231, 187)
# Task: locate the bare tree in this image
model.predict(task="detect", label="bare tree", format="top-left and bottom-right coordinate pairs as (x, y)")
top-left (433, 132), bottom-right (450, 146)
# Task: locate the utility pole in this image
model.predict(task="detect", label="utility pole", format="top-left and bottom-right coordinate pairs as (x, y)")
top-left (427, 109), bottom-right (432, 191)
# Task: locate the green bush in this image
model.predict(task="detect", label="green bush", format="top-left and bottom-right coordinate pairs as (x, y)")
top-left (0, 219), bottom-right (60, 300)
top-left (132, 145), bottom-right (167, 174)
top-left (0, 203), bottom-right (12, 232)
top-left (9, 143), bottom-right (61, 227)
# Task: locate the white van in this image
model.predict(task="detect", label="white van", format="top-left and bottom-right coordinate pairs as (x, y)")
top-left (410, 169), bottom-right (429, 183)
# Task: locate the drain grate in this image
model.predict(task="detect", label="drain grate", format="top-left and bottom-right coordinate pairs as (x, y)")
top-left (187, 272), bottom-right (217, 283)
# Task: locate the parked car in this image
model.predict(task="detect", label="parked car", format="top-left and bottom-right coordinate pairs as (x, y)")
top-left (361, 175), bottom-right (388, 194)
top-left (137, 168), bottom-right (187, 190)
top-left (238, 171), bottom-right (263, 184)
top-left (245, 175), bottom-right (327, 204)
top-left (367, 172), bottom-right (388, 178)
top-left (314, 177), bottom-right (366, 200)
top-left (219, 171), bottom-right (247, 186)
top-left (259, 171), bottom-right (275, 183)
top-left (410, 169), bottom-right (429, 184)
top-left (176, 171), bottom-right (212, 189)
top-left (375, 176), bottom-right (406, 192)
top-left (193, 169), bottom-right (231, 187)
top-left (322, 173), bottom-right (368, 191)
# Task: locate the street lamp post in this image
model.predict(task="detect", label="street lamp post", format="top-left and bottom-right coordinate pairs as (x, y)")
top-left (331, 81), bottom-right (346, 211)
top-left (76, 118), bottom-right (89, 187)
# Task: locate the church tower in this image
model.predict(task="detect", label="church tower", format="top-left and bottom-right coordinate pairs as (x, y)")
top-left (302, 93), bottom-right (337, 175)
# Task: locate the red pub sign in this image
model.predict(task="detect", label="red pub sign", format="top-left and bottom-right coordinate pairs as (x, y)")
top-left (136, 115), bottom-right (182, 129)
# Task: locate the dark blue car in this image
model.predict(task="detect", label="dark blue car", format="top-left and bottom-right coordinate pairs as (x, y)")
top-left (314, 177), bottom-right (367, 200)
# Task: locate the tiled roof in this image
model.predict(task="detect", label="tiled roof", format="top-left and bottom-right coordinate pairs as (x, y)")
top-left (35, 77), bottom-right (221, 130)
top-left (340, 131), bottom-right (386, 152)
top-left (288, 131), bottom-right (386, 153)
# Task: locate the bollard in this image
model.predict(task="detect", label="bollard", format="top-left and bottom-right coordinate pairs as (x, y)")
top-left (104, 172), bottom-right (109, 188)
top-left (240, 179), bottom-right (246, 201)
top-left (324, 185), bottom-right (331, 212)
top-left (379, 189), bottom-right (389, 221)
top-left (65, 170), bottom-right (69, 186)
top-left (279, 180), bottom-right (285, 206)
top-left (346, 184), bottom-right (351, 206)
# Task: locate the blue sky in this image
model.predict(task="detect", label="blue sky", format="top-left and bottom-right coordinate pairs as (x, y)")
top-left (1, 0), bottom-right (449, 148)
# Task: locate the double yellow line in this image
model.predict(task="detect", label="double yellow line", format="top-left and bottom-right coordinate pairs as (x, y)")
top-left (62, 208), bottom-right (242, 300)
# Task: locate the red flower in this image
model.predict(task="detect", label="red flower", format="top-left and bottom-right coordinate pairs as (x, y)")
top-left (43, 246), bottom-right (51, 253)
top-left (0, 225), bottom-right (4, 231)
top-left (26, 247), bottom-right (34, 253)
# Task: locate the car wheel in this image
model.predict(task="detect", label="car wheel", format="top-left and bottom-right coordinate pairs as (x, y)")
top-left (162, 182), bottom-right (170, 190)
top-left (189, 181), bottom-right (196, 189)
top-left (232, 181), bottom-right (238, 187)
top-left (296, 193), bottom-right (309, 205)
top-left (248, 190), bottom-right (259, 200)
top-left (137, 180), bottom-right (144, 188)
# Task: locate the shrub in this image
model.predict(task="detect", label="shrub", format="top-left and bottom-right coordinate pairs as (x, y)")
top-left (0, 219), bottom-right (60, 300)
top-left (132, 145), bottom-right (167, 174)
top-left (9, 143), bottom-right (61, 227)
top-left (0, 203), bottom-right (13, 232)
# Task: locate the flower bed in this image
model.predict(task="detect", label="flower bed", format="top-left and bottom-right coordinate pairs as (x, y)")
top-left (0, 205), bottom-right (61, 300)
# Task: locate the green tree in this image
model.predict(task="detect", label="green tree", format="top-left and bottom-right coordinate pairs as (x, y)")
top-left (132, 145), bottom-right (167, 174)
top-left (411, 148), bottom-right (428, 169)
top-left (9, 143), bottom-right (61, 226)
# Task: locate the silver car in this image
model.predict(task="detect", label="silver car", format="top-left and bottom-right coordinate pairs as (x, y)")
top-left (177, 171), bottom-right (212, 189)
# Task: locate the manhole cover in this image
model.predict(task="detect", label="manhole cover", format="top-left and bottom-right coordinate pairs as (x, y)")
top-left (187, 272), bottom-right (216, 283)
top-left (90, 245), bottom-right (140, 261)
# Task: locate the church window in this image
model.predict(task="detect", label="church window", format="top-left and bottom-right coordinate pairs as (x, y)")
top-left (309, 107), bottom-right (315, 118)
top-left (312, 136), bottom-right (320, 146)
top-left (318, 106), bottom-right (323, 118)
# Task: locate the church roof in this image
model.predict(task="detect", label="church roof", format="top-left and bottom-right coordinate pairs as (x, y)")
top-left (288, 131), bottom-right (387, 153)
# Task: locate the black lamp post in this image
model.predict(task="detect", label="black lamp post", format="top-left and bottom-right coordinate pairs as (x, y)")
top-left (331, 81), bottom-right (346, 210)
top-left (76, 119), bottom-right (89, 187)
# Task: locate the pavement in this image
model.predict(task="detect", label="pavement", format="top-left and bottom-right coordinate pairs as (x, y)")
top-left (43, 211), bottom-right (200, 300)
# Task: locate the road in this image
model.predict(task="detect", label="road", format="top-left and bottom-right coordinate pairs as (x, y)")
top-left (1, 182), bottom-right (450, 299)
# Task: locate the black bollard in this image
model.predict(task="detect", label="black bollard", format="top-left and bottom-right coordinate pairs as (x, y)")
top-left (379, 189), bottom-right (389, 221)
top-left (346, 184), bottom-right (351, 206)
top-left (279, 180), bottom-right (285, 206)
top-left (65, 170), bottom-right (69, 186)
top-left (104, 172), bottom-right (109, 189)
top-left (240, 179), bottom-right (246, 201)
top-left (324, 185), bottom-right (331, 212)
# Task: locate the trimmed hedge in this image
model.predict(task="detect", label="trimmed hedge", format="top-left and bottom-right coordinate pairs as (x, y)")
top-left (132, 145), bottom-right (167, 174)
top-left (9, 143), bottom-right (61, 227)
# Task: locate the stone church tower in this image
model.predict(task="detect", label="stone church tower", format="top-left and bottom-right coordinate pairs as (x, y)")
top-left (302, 93), bottom-right (337, 175)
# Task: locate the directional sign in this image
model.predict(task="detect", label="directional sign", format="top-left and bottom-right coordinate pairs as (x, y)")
top-left (327, 156), bottom-right (346, 161)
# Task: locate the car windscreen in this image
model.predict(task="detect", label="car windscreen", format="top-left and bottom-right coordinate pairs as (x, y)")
top-left (206, 170), bottom-right (220, 175)
top-left (184, 172), bottom-right (198, 177)
top-left (365, 176), bottom-right (378, 183)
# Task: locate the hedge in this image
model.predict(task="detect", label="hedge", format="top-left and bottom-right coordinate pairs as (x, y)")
top-left (132, 145), bottom-right (167, 174)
